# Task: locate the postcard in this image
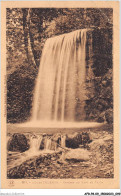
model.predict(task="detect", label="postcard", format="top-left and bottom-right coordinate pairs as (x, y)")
top-left (1, 1), bottom-right (120, 189)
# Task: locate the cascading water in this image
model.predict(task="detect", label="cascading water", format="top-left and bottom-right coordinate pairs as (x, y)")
top-left (45, 138), bottom-right (52, 150)
top-left (32, 29), bottom-right (87, 123)
top-left (7, 135), bottom-right (43, 169)
top-left (61, 135), bottom-right (66, 148)
top-left (29, 135), bottom-right (42, 152)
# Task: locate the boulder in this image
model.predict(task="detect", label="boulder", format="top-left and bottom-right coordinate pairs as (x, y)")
top-left (81, 132), bottom-right (92, 146)
top-left (63, 148), bottom-right (90, 161)
top-left (51, 134), bottom-right (61, 150)
top-left (7, 133), bottom-right (29, 152)
top-left (89, 135), bottom-right (112, 150)
top-left (89, 139), bottom-right (105, 150)
top-left (66, 132), bottom-right (91, 148)
top-left (66, 133), bottom-right (82, 148)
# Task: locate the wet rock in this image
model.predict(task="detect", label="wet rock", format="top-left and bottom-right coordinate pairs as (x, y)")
top-left (89, 139), bottom-right (104, 150)
top-left (66, 133), bottom-right (82, 148)
top-left (7, 133), bottom-right (29, 152)
top-left (63, 149), bottom-right (90, 161)
top-left (81, 132), bottom-right (92, 146)
top-left (39, 138), bottom-right (45, 150)
top-left (50, 141), bottom-right (57, 151)
top-left (89, 135), bottom-right (112, 150)
top-left (66, 132), bottom-right (91, 148)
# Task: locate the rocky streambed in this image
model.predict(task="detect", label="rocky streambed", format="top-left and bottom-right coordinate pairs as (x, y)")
top-left (7, 125), bottom-right (113, 179)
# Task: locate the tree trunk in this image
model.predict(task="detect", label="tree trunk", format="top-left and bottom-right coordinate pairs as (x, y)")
top-left (22, 8), bottom-right (37, 68)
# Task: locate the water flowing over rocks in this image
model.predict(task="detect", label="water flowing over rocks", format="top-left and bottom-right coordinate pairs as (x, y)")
top-left (7, 131), bottom-right (91, 153)
top-left (7, 125), bottom-right (113, 179)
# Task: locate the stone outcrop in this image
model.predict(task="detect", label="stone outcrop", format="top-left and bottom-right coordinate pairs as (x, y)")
top-left (7, 133), bottom-right (29, 152)
top-left (66, 132), bottom-right (91, 148)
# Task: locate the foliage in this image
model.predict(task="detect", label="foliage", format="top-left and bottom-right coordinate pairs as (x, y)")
top-left (85, 69), bottom-right (113, 123)
top-left (85, 29), bottom-right (113, 123)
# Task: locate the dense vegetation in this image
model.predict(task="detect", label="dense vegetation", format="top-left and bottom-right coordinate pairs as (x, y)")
top-left (6, 8), bottom-right (113, 123)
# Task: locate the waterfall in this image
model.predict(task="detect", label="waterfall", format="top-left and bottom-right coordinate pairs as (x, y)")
top-left (45, 138), bottom-right (52, 150)
top-left (29, 135), bottom-right (42, 152)
top-left (32, 29), bottom-right (87, 122)
top-left (7, 135), bottom-right (43, 170)
top-left (61, 135), bottom-right (66, 148)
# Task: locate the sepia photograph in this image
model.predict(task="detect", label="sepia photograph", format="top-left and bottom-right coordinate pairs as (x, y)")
top-left (1, 1), bottom-right (120, 189)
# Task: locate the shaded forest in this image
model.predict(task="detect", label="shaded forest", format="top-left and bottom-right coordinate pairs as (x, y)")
top-left (6, 8), bottom-right (113, 124)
